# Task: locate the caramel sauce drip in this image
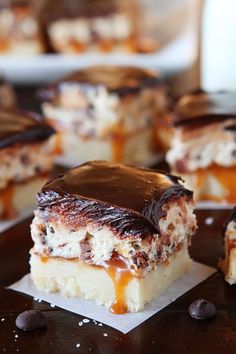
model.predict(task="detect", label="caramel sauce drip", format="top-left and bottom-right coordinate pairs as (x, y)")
top-left (0, 184), bottom-right (17, 219)
top-left (193, 164), bottom-right (236, 203)
top-left (41, 256), bottom-right (49, 263)
top-left (112, 136), bottom-right (125, 163)
top-left (229, 239), bottom-right (236, 251)
top-left (53, 133), bottom-right (62, 155)
top-left (104, 253), bottom-right (135, 314)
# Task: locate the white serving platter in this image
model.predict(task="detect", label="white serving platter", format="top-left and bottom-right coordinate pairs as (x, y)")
top-left (0, 32), bottom-right (197, 84)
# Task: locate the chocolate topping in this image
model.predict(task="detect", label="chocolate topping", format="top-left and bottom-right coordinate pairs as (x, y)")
top-left (174, 91), bottom-right (236, 127)
top-left (37, 161), bottom-right (193, 239)
top-left (37, 66), bottom-right (163, 102)
top-left (0, 110), bottom-right (55, 149)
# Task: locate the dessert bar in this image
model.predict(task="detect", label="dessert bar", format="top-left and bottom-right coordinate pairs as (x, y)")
top-left (167, 91), bottom-right (236, 203)
top-left (38, 66), bottom-right (171, 166)
top-left (220, 207), bottom-right (236, 284)
top-left (0, 110), bottom-right (55, 219)
top-left (30, 161), bottom-right (197, 313)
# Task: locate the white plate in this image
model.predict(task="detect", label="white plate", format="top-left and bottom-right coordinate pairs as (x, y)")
top-left (0, 32), bottom-right (197, 84)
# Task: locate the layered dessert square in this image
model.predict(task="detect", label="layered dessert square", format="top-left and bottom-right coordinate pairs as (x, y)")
top-left (43, 0), bottom-right (155, 54)
top-left (167, 91), bottom-right (236, 203)
top-left (30, 161), bottom-right (197, 313)
top-left (0, 110), bottom-right (55, 219)
top-left (220, 207), bottom-right (236, 284)
top-left (0, 0), bottom-right (44, 54)
top-left (37, 66), bottom-right (171, 166)
top-left (0, 77), bottom-right (17, 110)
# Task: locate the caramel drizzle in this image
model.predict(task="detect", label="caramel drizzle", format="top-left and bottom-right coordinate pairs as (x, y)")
top-left (112, 136), bottom-right (125, 163)
top-left (53, 133), bottom-right (62, 155)
top-left (103, 252), bottom-right (135, 314)
top-left (229, 239), bottom-right (236, 251)
top-left (40, 252), bottom-right (135, 314)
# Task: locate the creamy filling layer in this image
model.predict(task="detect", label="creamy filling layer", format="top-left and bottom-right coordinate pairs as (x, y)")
top-left (42, 87), bottom-right (168, 139)
top-left (0, 140), bottom-right (54, 190)
top-left (167, 120), bottom-right (236, 172)
top-left (31, 199), bottom-right (196, 276)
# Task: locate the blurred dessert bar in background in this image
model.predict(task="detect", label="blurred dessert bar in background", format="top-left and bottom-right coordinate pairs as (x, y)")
top-left (38, 66), bottom-right (171, 166)
top-left (0, 110), bottom-right (55, 219)
top-left (0, 76), bottom-right (17, 109)
top-left (43, 0), bottom-right (156, 54)
top-left (167, 91), bottom-right (236, 203)
top-left (220, 207), bottom-right (236, 284)
top-left (30, 161), bottom-right (197, 313)
top-left (0, 0), bottom-right (44, 54)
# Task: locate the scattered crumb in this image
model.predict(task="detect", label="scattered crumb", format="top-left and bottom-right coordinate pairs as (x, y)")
top-left (205, 217), bottom-right (214, 225)
top-left (103, 333), bottom-right (108, 337)
top-left (50, 304), bottom-right (56, 308)
top-left (76, 343), bottom-right (80, 348)
top-left (15, 334), bottom-right (18, 339)
top-left (98, 323), bottom-right (103, 327)
top-left (78, 321), bottom-right (83, 326)
top-left (83, 318), bottom-right (90, 324)
top-left (1, 318), bottom-right (5, 322)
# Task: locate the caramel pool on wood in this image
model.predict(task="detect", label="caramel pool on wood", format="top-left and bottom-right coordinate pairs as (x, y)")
top-left (104, 253), bottom-right (136, 314)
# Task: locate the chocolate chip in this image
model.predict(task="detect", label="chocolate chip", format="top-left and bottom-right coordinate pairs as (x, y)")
top-left (15, 310), bottom-right (47, 331)
top-left (20, 154), bottom-right (30, 166)
top-left (188, 299), bottom-right (216, 320)
top-left (34, 166), bottom-right (41, 174)
top-left (48, 247), bottom-right (53, 253)
top-left (49, 226), bottom-right (55, 234)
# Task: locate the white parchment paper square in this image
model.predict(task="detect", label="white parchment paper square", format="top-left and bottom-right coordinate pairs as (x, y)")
top-left (8, 261), bottom-right (216, 334)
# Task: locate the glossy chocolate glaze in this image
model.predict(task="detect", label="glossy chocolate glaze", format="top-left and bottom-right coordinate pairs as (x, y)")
top-left (174, 91), bottom-right (236, 127)
top-left (0, 110), bottom-right (55, 149)
top-left (37, 66), bottom-right (163, 102)
top-left (37, 161), bottom-right (193, 239)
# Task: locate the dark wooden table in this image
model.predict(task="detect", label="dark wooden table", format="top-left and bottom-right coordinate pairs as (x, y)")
top-left (0, 87), bottom-right (236, 353)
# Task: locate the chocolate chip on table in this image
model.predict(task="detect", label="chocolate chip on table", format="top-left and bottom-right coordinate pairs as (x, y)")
top-left (15, 310), bottom-right (47, 331)
top-left (188, 299), bottom-right (216, 320)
